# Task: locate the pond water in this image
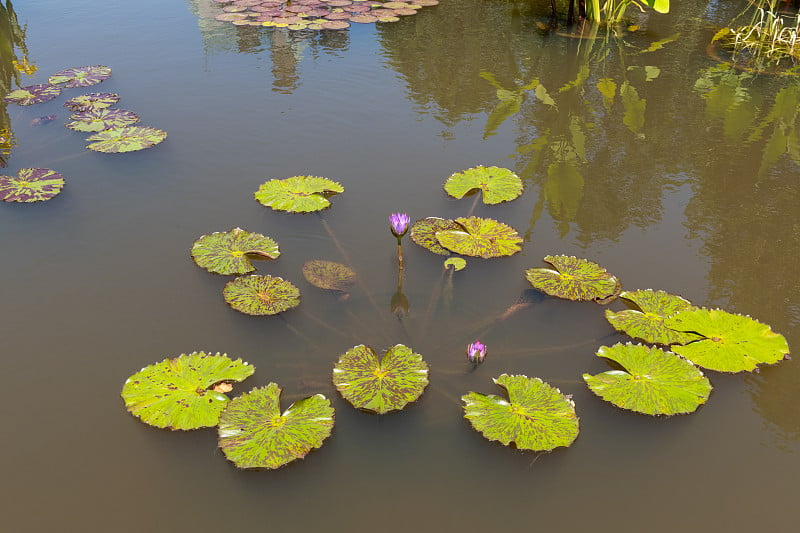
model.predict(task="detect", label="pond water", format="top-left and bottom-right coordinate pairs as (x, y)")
top-left (2, 0), bottom-right (799, 530)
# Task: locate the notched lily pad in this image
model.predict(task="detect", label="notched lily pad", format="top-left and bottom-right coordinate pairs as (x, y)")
top-left (666, 308), bottom-right (790, 373)
top-left (4, 83), bottom-right (61, 105)
top-left (435, 216), bottom-right (523, 258)
top-left (444, 257), bottom-right (466, 271)
top-left (48, 65), bottom-right (112, 88)
top-left (254, 175), bottom-right (344, 213)
top-left (332, 344), bottom-right (429, 414)
top-left (66, 108), bottom-right (140, 132)
top-left (302, 260), bottom-right (356, 293)
top-left (0, 168), bottom-right (65, 202)
top-left (191, 228), bottom-right (280, 275)
top-left (223, 274), bottom-right (300, 315)
top-left (462, 374), bottom-right (579, 452)
top-left (218, 383), bottom-right (334, 469)
top-left (605, 289), bottom-right (701, 345)
top-left (64, 92), bottom-right (120, 112)
top-left (443, 165), bottom-right (523, 204)
top-left (85, 126), bottom-right (167, 153)
top-left (525, 255), bottom-right (620, 302)
top-left (583, 343), bottom-right (712, 416)
top-left (121, 351), bottom-right (254, 430)
top-left (410, 217), bottom-right (461, 255)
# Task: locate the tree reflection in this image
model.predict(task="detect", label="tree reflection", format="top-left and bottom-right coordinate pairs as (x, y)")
top-left (0, 0), bottom-right (32, 167)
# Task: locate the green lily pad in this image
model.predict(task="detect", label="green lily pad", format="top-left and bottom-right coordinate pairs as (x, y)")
top-left (444, 257), bottom-right (467, 271)
top-left (121, 351), bottom-right (254, 430)
top-left (525, 255), bottom-right (620, 302)
top-left (66, 108), bottom-right (140, 132)
top-left (191, 228), bottom-right (280, 275)
top-left (218, 383), bottom-right (334, 469)
top-left (605, 289), bottom-right (702, 345)
top-left (332, 344), bottom-right (429, 414)
top-left (461, 374), bottom-right (579, 452)
top-left (85, 126), bottom-right (167, 153)
top-left (254, 175), bottom-right (345, 213)
top-left (666, 308), bottom-right (790, 373)
top-left (583, 343), bottom-right (712, 416)
top-left (443, 165), bottom-right (523, 204)
top-left (48, 65), bottom-right (112, 88)
top-left (4, 83), bottom-right (61, 105)
top-left (0, 168), bottom-right (65, 202)
top-left (222, 275), bottom-right (300, 315)
top-left (409, 217), bottom-right (461, 255)
top-left (435, 217), bottom-right (523, 258)
top-left (64, 92), bottom-right (120, 112)
top-left (302, 260), bottom-right (357, 293)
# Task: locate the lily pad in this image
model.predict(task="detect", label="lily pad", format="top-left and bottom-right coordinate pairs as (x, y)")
top-left (4, 83), bottom-right (61, 105)
top-left (218, 383), bottom-right (334, 469)
top-left (66, 108), bottom-right (140, 132)
top-left (666, 308), bottom-right (790, 373)
top-left (525, 255), bottom-right (620, 302)
top-left (0, 168), bottom-right (65, 202)
top-left (254, 175), bottom-right (345, 213)
top-left (48, 65), bottom-right (112, 88)
top-left (302, 260), bottom-right (356, 293)
top-left (332, 344), bottom-right (429, 414)
top-left (121, 351), bottom-right (254, 430)
top-left (64, 92), bottom-right (120, 112)
top-left (85, 126), bottom-right (167, 153)
top-left (605, 289), bottom-right (702, 345)
top-left (223, 275), bottom-right (300, 315)
top-left (435, 216), bottom-right (522, 258)
top-left (583, 343), bottom-right (712, 416)
top-left (444, 257), bottom-right (466, 271)
top-left (191, 228), bottom-right (280, 275)
top-left (410, 217), bottom-right (461, 255)
top-left (443, 166), bottom-right (523, 204)
top-left (461, 374), bottom-right (579, 452)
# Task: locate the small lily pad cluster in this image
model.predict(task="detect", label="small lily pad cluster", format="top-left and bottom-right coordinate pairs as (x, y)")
top-left (212, 0), bottom-right (440, 30)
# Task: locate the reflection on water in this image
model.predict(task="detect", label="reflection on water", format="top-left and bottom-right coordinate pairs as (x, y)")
top-left (0, 0), bottom-right (34, 166)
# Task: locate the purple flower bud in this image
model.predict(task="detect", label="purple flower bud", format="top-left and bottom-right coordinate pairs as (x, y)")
top-left (467, 340), bottom-right (486, 364)
top-left (389, 212), bottom-right (410, 238)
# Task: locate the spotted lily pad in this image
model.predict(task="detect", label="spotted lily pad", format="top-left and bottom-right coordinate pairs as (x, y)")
top-left (0, 168), bottom-right (65, 202)
top-left (66, 108), bottom-right (140, 132)
top-left (85, 126), bottom-right (167, 153)
top-left (525, 255), bottom-right (620, 302)
top-left (4, 83), bottom-right (61, 105)
top-left (191, 228), bottom-right (280, 275)
top-left (410, 217), bottom-right (461, 255)
top-left (462, 374), bottom-right (579, 451)
top-left (302, 260), bottom-right (356, 293)
top-left (605, 289), bottom-right (702, 345)
top-left (444, 257), bottom-right (466, 271)
top-left (223, 275), bottom-right (300, 315)
top-left (332, 344), bottom-right (429, 414)
top-left (583, 343), bottom-right (712, 416)
top-left (121, 351), bottom-right (254, 430)
top-left (443, 166), bottom-right (523, 204)
top-left (435, 216), bottom-right (522, 258)
top-left (48, 65), bottom-right (112, 88)
top-left (64, 92), bottom-right (120, 112)
top-left (218, 383), bottom-right (334, 469)
top-left (665, 308), bottom-right (790, 373)
top-left (254, 175), bottom-right (345, 213)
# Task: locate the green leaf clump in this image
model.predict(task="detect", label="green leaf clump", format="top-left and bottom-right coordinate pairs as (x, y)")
top-left (443, 165), bottom-right (523, 204)
top-left (605, 289), bottom-right (702, 345)
top-left (254, 175), bottom-right (344, 213)
top-left (191, 228), bottom-right (280, 275)
top-left (525, 255), bottom-right (620, 302)
top-left (435, 216), bottom-right (523, 258)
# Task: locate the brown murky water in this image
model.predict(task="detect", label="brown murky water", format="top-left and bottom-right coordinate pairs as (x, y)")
top-left (1, 0), bottom-right (798, 531)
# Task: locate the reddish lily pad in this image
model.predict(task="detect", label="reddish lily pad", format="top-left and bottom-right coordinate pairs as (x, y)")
top-left (4, 84), bottom-right (61, 105)
top-left (66, 108), bottom-right (140, 132)
top-left (0, 168), bottom-right (65, 202)
top-left (192, 228), bottom-right (280, 275)
top-left (85, 126), bottom-right (167, 153)
top-left (48, 65), bottom-right (112, 88)
top-left (223, 275), bottom-right (300, 315)
top-left (64, 92), bottom-right (120, 112)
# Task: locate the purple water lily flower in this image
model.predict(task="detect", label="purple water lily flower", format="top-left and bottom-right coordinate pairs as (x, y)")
top-left (467, 340), bottom-right (486, 365)
top-left (389, 212), bottom-right (410, 238)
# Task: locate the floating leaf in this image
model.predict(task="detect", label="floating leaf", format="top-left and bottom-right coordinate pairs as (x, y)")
top-left (332, 344), bottom-right (429, 414)
top-left (410, 217), bottom-right (461, 255)
top-left (525, 255), bottom-right (619, 301)
top-left (583, 343), bottom-right (711, 416)
top-left (64, 92), bottom-right (120, 112)
top-left (254, 175), bottom-right (344, 213)
top-left (48, 65), bottom-right (112, 88)
top-left (605, 289), bottom-right (701, 345)
top-left (218, 383), bottom-right (334, 469)
top-left (85, 126), bottom-right (167, 153)
top-left (191, 228), bottom-right (280, 275)
top-left (121, 352), bottom-right (254, 430)
top-left (435, 216), bottom-right (522, 258)
top-left (4, 83), bottom-right (61, 105)
top-left (444, 257), bottom-right (466, 271)
top-left (443, 166), bottom-right (523, 204)
top-left (302, 260), bottom-right (356, 293)
top-left (666, 308), bottom-right (790, 373)
top-left (223, 275), bottom-right (300, 315)
top-left (462, 374), bottom-right (579, 452)
top-left (0, 168), bottom-right (65, 202)
top-left (66, 108), bottom-right (140, 132)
